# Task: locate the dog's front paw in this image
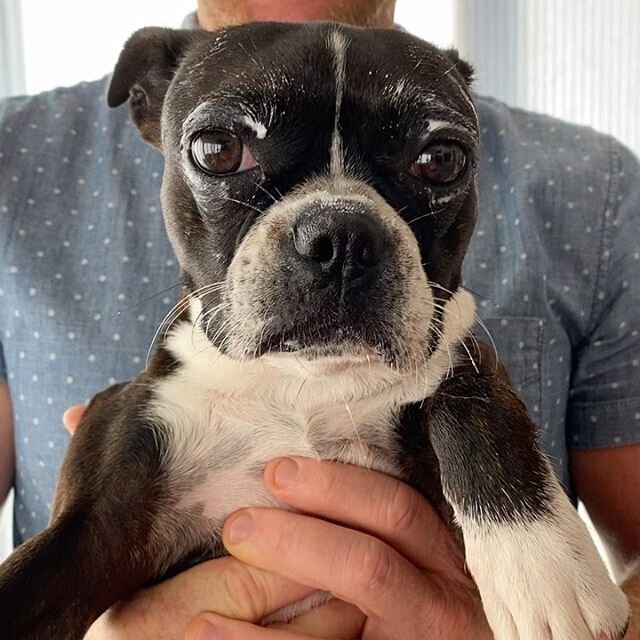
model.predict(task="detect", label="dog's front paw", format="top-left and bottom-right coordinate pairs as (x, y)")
top-left (464, 518), bottom-right (630, 640)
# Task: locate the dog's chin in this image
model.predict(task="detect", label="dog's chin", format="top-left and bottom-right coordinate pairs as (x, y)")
top-left (225, 326), bottom-right (426, 376)
top-left (262, 339), bottom-right (384, 363)
top-left (202, 297), bottom-right (437, 372)
top-left (260, 340), bottom-right (400, 379)
top-left (255, 336), bottom-right (433, 386)
top-left (257, 331), bottom-right (380, 357)
top-left (252, 323), bottom-right (396, 364)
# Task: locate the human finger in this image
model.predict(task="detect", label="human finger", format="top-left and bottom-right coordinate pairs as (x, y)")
top-left (223, 508), bottom-right (436, 622)
top-left (62, 404), bottom-right (86, 434)
top-left (264, 457), bottom-right (463, 572)
top-left (185, 612), bottom-right (346, 640)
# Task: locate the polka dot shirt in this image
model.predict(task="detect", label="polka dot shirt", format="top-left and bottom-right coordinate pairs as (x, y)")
top-left (1, 81), bottom-right (639, 544)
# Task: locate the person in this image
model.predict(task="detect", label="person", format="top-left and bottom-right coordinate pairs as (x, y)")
top-left (1, 0), bottom-right (639, 637)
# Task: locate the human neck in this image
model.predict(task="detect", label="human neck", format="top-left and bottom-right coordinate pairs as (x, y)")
top-left (196, 0), bottom-right (395, 29)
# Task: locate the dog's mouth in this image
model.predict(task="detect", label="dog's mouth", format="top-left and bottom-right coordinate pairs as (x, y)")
top-left (253, 321), bottom-right (390, 362)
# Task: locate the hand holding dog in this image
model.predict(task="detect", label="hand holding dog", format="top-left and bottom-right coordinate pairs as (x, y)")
top-left (187, 458), bottom-right (493, 640)
top-left (63, 408), bottom-right (492, 640)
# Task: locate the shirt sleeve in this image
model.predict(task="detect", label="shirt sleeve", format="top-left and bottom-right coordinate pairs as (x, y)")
top-left (567, 139), bottom-right (640, 448)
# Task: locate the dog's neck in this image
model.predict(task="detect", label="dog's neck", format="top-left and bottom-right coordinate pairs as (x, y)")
top-left (158, 289), bottom-right (477, 415)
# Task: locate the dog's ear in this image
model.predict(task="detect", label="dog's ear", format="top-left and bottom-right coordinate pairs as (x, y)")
top-left (107, 27), bottom-right (200, 146)
top-left (442, 48), bottom-right (474, 86)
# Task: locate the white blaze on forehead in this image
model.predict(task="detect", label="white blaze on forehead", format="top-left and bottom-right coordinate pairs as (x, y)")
top-left (243, 115), bottom-right (268, 139)
top-left (426, 119), bottom-right (452, 132)
top-left (328, 29), bottom-right (348, 176)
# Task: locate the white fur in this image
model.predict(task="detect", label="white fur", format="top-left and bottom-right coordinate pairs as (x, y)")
top-left (262, 591), bottom-right (334, 627)
top-left (392, 78), bottom-right (407, 101)
top-left (149, 289), bottom-right (475, 532)
top-left (328, 29), bottom-right (348, 176)
top-left (431, 188), bottom-right (464, 206)
top-left (426, 119), bottom-right (452, 132)
top-left (243, 115), bottom-right (267, 139)
top-left (457, 472), bottom-right (630, 640)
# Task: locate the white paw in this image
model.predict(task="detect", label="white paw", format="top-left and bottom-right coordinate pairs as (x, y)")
top-left (462, 511), bottom-right (629, 640)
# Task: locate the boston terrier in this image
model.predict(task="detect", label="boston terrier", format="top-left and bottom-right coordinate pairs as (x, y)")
top-left (0, 22), bottom-right (630, 640)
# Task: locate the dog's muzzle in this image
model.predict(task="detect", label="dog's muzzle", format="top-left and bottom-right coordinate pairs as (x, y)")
top-left (218, 180), bottom-right (431, 366)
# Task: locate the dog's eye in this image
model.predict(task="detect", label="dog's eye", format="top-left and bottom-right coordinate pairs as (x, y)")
top-left (408, 142), bottom-right (467, 185)
top-left (190, 130), bottom-right (257, 175)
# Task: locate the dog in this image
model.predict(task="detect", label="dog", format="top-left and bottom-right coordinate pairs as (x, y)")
top-left (0, 22), bottom-right (630, 640)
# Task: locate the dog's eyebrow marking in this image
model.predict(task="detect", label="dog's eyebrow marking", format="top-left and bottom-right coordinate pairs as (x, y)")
top-left (392, 79), bottom-right (407, 101)
top-left (422, 118), bottom-right (472, 138)
top-left (328, 29), bottom-right (348, 176)
top-left (243, 115), bottom-right (268, 139)
top-left (181, 103), bottom-right (269, 142)
top-left (427, 120), bottom-right (453, 132)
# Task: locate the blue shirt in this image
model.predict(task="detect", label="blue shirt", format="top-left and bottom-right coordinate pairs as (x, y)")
top-left (1, 77), bottom-right (640, 544)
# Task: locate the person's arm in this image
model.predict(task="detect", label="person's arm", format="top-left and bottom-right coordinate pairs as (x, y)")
top-left (565, 138), bottom-right (640, 638)
top-left (0, 383), bottom-right (14, 505)
top-left (571, 445), bottom-right (640, 638)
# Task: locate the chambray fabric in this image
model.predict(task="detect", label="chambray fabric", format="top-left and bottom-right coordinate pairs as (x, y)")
top-left (1, 78), bottom-right (640, 544)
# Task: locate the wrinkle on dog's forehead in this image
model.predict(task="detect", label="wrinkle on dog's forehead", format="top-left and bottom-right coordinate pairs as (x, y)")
top-left (383, 79), bottom-right (476, 133)
top-left (360, 39), bottom-right (477, 131)
top-left (172, 24), bottom-right (477, 129)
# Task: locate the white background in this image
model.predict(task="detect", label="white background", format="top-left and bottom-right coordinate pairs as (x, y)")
top-left (0, 496), bottom-right (10, 560)
top-left (18, 0), bottom-right (455, 95)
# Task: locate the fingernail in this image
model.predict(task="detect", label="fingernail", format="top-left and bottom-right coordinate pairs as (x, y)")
top-left (228, 513), bottom-right (253, 544)
top-left (272, 457), bottom-right (299, 489)
top-left (197, 620), bottom-right (219, 640)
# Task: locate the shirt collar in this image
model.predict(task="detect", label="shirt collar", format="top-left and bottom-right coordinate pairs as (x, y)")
top-left (181, 12), bottom-right (200, 29)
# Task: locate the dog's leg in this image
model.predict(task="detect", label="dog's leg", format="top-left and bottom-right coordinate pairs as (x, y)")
top-left (0, 381), bottom-right (185, 640)
top-left (0, 508), bottom-right (151, 640)
top-left (427, 365), bottom-right (630, 640)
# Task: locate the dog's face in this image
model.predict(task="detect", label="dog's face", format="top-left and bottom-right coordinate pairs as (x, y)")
top-left (109, 23), bottom-right (478, 373)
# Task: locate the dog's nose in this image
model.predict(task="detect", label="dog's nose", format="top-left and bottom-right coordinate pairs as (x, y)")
top-left (291, 206), bottom-right (386, 283)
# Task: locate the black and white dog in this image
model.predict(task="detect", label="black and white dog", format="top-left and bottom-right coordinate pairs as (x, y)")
top-left (0, 22), bottom-right (630, 640)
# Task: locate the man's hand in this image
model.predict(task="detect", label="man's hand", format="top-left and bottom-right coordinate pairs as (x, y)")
top-left (188, 458), bottom-right (493, 640)
top-left (84, 557), bottom-right (323, 640)
top-left (571, 445), bottom-right (640, 639)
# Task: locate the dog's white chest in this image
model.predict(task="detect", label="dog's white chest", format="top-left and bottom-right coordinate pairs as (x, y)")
top-left (148, 340), bottom-right (403, 528)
